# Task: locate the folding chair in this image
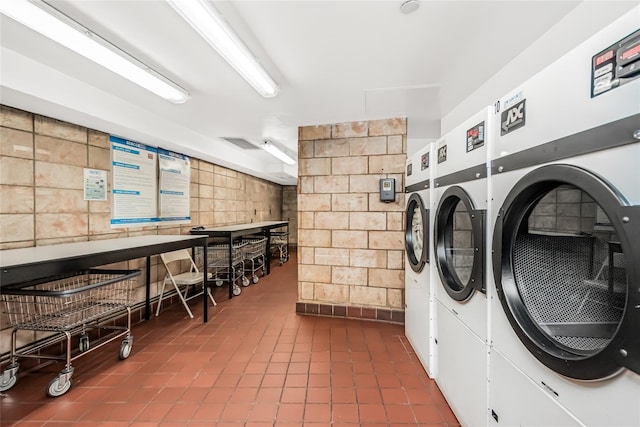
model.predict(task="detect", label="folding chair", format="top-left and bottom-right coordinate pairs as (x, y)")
top-left (156, 249), bottom-right (216, 318)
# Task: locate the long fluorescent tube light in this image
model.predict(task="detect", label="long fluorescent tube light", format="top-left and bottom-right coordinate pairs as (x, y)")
top-left (166, 0), bottom-right (279, 98)
top-left (0, 0), bottom-right (190, 103)
top-left (262, 140), bottom-right (296, 165)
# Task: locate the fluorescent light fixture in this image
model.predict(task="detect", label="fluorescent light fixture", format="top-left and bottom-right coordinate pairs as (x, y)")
top-left (166, 0), bottom-right (279, 98)
top-left (261, 140), bottom-right (296, 165)
top-left (0, 0), bottom-right (190, 103)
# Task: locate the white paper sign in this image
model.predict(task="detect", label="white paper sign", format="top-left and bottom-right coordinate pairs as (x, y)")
top-left (83, 168), bottom-right (107, 201)
top-left (110, 135), bottom-right (158, 227)
top-left (158, 148), bottom-right (191, 224)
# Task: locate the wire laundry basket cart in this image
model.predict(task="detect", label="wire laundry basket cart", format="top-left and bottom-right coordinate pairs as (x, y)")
top-left (270, 231), bottom-right (289, 265)
top-left (0, 269), bottom-right (140, 397)
top-left (199, 241), bottom-right (247, 295)
top-left (242, 237), bottom-right (268, 284)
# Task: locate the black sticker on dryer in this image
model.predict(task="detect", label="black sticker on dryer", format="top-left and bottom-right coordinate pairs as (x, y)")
top-left (407, 163), bottom-right (412, 176)
top-left (437, 145), bottom-right (447, 163)
top-left (466, 121), bottom-right (485, 152)
top-left (421, 152), bottom-right (429, 170)
top-left (500, 99), bottom-right (526, 136)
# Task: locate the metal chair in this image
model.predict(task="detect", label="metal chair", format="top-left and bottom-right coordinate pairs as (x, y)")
top-left (156, 249), bottom-right (216, 318)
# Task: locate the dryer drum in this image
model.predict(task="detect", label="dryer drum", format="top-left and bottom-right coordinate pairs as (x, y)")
top-left (494, 164), bottom-right (640, 379)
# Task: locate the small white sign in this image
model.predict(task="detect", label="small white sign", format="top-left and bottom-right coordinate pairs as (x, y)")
top-left (83, 168), bottom-right (107, 201)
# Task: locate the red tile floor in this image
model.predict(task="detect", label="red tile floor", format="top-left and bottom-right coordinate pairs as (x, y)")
top-left (0, 249), bottom-right (459, 426)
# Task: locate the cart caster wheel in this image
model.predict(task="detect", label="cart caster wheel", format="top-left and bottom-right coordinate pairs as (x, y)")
top-left (252, 275), bottom-right (259, 284)
top-left (242, 276), bottom-right (250, 287)
top-left (47, 374), bottom-right (72, 397)
top-left (279, 260), bottom-right (284, 266)
top-left (79, 335), bottom-right (90, 353)
top-left (0, 370), bottom-right (17, 392)
top-left (119, 339), bottom-right (133, 360)
top-left (233, 284), bottom-right (242, 296)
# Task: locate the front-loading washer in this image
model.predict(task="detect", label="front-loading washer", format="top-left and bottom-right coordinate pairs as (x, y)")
top-left (488, 8), bottom-right (640, 426)
top-left (432, 107), bottom-right (494, 427)
top-left (405, 145), bottom-right (436, 377)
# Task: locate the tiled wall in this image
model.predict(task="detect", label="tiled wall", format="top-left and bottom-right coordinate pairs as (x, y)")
top-left (528, 185), bottom-right (596, 235)
top-left (282, 185), bottom-right (298, 246)
top-left (297, 118), bottom-right (406, 322)
top-left (0, 105), bottom-right (282, 353)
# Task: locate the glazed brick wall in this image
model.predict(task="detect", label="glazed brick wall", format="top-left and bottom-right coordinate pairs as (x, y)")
top-left (297, 118), bottom-right (406, 317)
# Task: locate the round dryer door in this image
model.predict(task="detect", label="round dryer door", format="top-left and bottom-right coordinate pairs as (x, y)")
top-left (406, 193), bottom-right (428, 273)
top-left (493, 164), bottom-right (640, 380)
top-left (434, 186), bottom-right (485, 301)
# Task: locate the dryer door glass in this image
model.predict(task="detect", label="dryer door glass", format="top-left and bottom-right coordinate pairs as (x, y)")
top-left (406, 193), bottom-right (428, 273)
top-left (512, 184), bottom-right (625, 356)
top-left (435, 186), bottom-right (484, 301)
top-left (448, 200), bottom-right (474, 285)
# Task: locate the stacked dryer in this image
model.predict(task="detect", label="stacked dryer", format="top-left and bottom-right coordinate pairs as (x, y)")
top-left (488, 8), bottom-right (640, 426)
top-left (432, 107), bottom-right (494, 426)
top-left (404, 145), bottom-right (436, 377)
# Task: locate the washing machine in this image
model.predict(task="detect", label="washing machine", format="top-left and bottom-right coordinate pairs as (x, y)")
top-left (432, 107), bottom-right (494, 427)
top-left (405, 145), bottom-right (436, 377)
top-left (488, 8), bottom-right (640, 426)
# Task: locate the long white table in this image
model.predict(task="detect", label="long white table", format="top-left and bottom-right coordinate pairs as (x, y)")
top-left (0, 235), bottom-right (212, 322)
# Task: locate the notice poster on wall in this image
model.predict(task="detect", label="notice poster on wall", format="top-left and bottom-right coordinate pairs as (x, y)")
top-left (110, 135), bottom-right (158, 227)
top-left (158, 148), bottom-right (191, 224)
top-left (83, 168), bottom-right (107, 201)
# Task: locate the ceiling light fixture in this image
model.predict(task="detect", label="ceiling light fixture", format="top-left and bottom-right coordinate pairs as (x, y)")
top-left (261, 140), bottom-right (296, 165)
top-left (400, 0), bottom-right (420, 14)
top-left (0, 0), bottom-right (190, 103)
top-left (166, 0), bottom-right (279, 98)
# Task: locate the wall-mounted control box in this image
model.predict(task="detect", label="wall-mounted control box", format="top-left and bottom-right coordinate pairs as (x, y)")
top-left (379, 178), bottom-right (396, 202)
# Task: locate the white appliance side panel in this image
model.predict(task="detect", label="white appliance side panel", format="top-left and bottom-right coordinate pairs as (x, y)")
top-left (436, 301), bottom-right (488, 427)
top-left (435, 282), bottom-right (488, 343)
top-left (490, 294), bottom-right (640, 426)
top-left (493, 7), bottom-right (640, 159)
top-left (435, 107), bottom-right (492, 177)
top-left (405, 276), bottom-right (432, 375)
top-left (489, 350), bottom-right (584, 427)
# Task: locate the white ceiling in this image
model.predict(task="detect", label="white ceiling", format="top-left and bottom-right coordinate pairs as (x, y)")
top-left (1, 1), bottom-right (636, 185)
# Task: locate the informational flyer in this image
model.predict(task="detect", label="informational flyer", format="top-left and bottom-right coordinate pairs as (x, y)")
top-left (110, 135), bottom-right (158, 227)
top-left (158, 148), bottom-right (191, 224)
top-left (83, 168), bottom-right (107, 201)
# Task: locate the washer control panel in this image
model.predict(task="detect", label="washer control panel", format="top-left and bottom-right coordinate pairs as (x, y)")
top-left (592, 29), bottom-right (640, 97)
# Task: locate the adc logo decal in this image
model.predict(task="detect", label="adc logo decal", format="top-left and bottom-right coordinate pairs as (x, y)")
top-left (437, 145), bottom-right (447, 164)
top-left (501, 99), bottom-right (526, 136)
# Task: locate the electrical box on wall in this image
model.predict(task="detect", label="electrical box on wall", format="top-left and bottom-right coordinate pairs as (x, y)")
top-left (379, 178), bottom-right (396, 202)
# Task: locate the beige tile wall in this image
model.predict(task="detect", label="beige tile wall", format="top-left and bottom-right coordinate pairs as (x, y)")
top-left (282, 185), bottom-right (298, 246)
top-left (297, 118), bottom-right (406, 310)
top-left (0, 105), bottom-right (283, 353)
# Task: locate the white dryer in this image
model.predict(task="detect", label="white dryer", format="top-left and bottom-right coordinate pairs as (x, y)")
top-left (488, 8), bottom-right (640, 426)
top-left (432, 107), bottom-right (494, 427)
top-left (405, 145), bottom-right (436, 377)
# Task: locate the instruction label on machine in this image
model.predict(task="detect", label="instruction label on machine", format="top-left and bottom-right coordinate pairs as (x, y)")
top-left (421, 152), bottom-right (429, 170)
top-left (466, 121), bottom-right (485, 152)
top-left (591, 29), bottom-right (640, 97)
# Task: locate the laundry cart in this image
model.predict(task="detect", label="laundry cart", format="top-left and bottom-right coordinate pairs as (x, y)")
top-left (0, 269), bottom-right (140, 397)
top-left (199, 241), bottom-right (247, 295)
top-left (242, 236), bottom-right (267, 284)
top-left (270, 231), bottom-right (289, 265)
